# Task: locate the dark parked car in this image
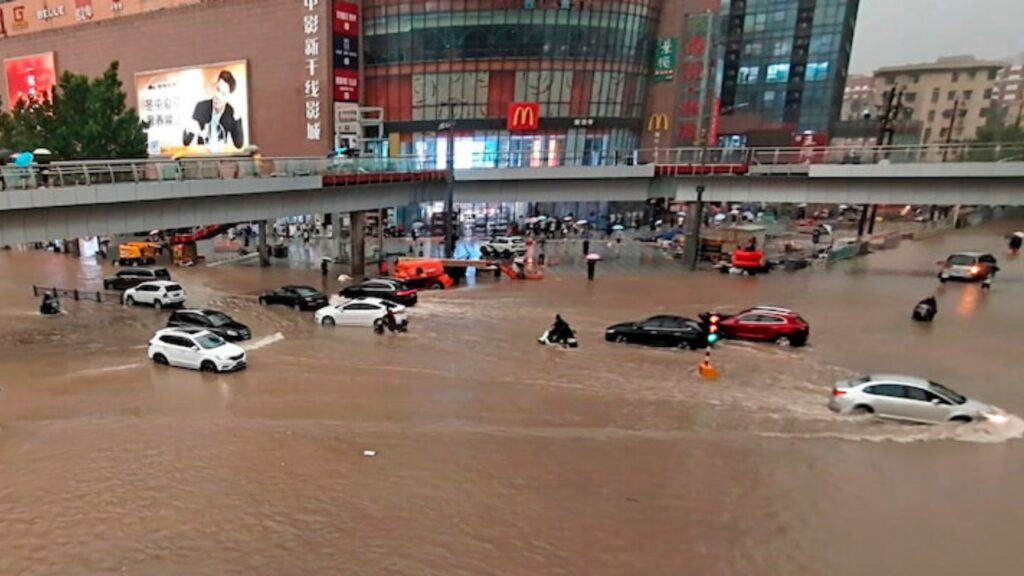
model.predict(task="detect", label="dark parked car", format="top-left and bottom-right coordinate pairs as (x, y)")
top-left (258, 285), bottom-right (328, 311)
top-left (340, 278), bottom-right (418, 306)
top-left (103, 267), bottom-right (171, 291)
top-left (166, 309), bottom-right (252, 341)
top-left (605, 315), bottom-right (705, 349)
top-left (716, 306), bottom-right (810, 347)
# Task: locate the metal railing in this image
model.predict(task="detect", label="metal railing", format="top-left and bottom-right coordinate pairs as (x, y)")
top-left (2, 142), bottom-right (1022, 191)
top-left (0, 155), bottom-right (442, 190)
top-left (637, 143), bottom-right (1024, 167)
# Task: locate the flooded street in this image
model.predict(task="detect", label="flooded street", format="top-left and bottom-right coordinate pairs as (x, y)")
top-left (2, 221), bottom-right (1023, 576)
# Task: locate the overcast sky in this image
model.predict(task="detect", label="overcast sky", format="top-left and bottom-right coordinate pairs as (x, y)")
top-left (848, 0), bottom-right (1024, 74)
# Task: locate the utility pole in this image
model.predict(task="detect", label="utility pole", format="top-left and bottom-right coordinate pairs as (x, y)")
top-left (942, 98), bottom-right (960, 162)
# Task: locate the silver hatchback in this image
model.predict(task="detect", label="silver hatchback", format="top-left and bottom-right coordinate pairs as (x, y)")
top-left (829, 374), bottom-right (1004, 425)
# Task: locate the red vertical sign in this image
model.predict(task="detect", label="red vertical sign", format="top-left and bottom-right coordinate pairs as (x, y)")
top-left (708, 97), bottom-right (721, 147)
top-left (333, 1), bottom-right (360, 103)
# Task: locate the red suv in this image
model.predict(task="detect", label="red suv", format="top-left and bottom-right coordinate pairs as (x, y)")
top-left (718, 306), bottom-right (810, 347)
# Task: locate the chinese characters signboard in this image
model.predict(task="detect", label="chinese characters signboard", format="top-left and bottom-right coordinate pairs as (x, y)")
top-left (332, 0), bottom-right (359, 102)
top-left (653, 37), bottom-right (677, 83)
top-left (135, 60), bottom-right (250, 156)
top-left (302, 0), bottom-right (323, 142)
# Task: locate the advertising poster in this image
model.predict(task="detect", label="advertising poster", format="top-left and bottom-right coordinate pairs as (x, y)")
top-left (332, 1), bottom-right (359, 102)
top-left (4, 52), bottom-right (57, 106)
top-left (652, 38), bottom-right (677, 83)
top-left (135, 60), bottom-right (249, 156)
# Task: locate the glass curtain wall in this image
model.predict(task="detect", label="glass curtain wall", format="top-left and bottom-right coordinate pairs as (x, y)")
top-left (363, 0), bottom-right (659, 167)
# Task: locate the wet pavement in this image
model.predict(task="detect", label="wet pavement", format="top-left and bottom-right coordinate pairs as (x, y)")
top-left (1, 220), bottom-right (1023, 575)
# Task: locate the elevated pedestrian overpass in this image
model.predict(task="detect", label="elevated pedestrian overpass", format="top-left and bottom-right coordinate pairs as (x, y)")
top-left (1, 144), bottom-right (1022, 245)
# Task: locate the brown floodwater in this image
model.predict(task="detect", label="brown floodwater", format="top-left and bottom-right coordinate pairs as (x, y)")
top-left (2, 221), bottom-right (1024, 576)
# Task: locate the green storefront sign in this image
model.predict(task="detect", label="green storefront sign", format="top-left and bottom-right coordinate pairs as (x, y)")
top-left (653, 37), bottom-right (677, 83)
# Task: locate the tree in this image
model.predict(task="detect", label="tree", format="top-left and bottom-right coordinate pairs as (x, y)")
top-left (0, 61), bottom-right (147, 160)
top-left (968, 123), bottom-right (1024, 161)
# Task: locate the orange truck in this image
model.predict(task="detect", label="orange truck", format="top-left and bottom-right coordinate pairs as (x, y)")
top-left (392, 259), bottom-right (455, 290)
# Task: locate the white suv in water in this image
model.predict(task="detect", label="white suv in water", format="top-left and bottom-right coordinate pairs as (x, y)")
top-left (123, 281), bottom-right (187, 309)
top-left (480, 236), bottom-right (527, 258)
top-left (148, 328), bottom-right (247, 373)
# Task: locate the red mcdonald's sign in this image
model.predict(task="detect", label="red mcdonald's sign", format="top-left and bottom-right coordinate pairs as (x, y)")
top-left (507, 102), bottom-right (539, 131)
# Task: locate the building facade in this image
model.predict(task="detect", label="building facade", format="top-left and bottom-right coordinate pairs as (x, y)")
top-left (363, 0), bottom-right (661, 168)
top-left (991, 55), bottom-right (1024, 127)
top-left (840, 73), bottom-right (874, 120)
top-left (873, 56), bottom-right (1004, 147)
top-left (717, 0), bottom-right (860, 147)
top-left (0, 0), bottom-right (860, 161)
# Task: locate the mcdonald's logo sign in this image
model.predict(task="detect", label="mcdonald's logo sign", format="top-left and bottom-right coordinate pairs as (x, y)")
top-left (648, 113), bottom-right (669, 132)
top-left (507, 102), bottom-right (539, 131)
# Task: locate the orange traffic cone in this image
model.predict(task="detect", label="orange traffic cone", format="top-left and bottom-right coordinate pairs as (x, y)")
top-left (698, 348), bottom-right (720, 380)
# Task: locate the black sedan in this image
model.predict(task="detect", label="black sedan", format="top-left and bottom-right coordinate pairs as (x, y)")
top-left (340, 278), bottom-right (418, 306)
top-left (166, 309), bottom-right (252, 341)
top-left (259, 285), bottom-right (329, 311)
top-left (605, 315), bottom-right (705, 349)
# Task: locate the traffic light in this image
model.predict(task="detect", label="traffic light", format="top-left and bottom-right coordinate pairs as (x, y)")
top-left (707, 313), bottom-right (720, 345)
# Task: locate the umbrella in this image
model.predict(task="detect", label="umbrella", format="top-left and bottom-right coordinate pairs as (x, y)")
top-left (411, 221), bottom-right (425, 228)
top-left (586, 253), bottom-right (603, 261)
top-left (525, 217), bottom-right (539, 224)
top-left (743, 211), bottom-right (755, 220)
top-left (0, 148), bottom-right (13, 161)
top-left (1014, 231), bottom-right (1024, 238)
top-left (32, 148), bottom-right (52, 155)
top-left (612, 224), bottom-right (625, 231)
top-left (714, 213), bottom-right (728, 222)
top-left (537, 215), bottom-right (548, 221)
top-left (654, 219), bottom-right (663, 227)
top-left (562, 216), bottom-right (574, 222)
top-left (13, 152), bottom-right (33, 167)
top-left (575, 219), bottom-right (588, 226)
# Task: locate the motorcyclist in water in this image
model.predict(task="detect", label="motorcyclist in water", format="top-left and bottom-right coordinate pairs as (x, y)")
top-left (39, 292), bottom-right (61, 316)
top-left (913, 295), bottom-right (937, 322)
top-left (384, 307), bottom-right (398, 333)
top-left (551, 314), bottom-right (572, 345)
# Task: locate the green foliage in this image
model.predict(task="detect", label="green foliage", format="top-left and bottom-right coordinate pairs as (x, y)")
top-left (967, 121), bottom-right (1024, 161)
top-left (0, 61), bottom-right (147, 159)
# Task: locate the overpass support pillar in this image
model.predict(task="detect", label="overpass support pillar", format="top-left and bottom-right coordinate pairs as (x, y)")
top-left (350, 211), bottom-right (366, 278)
top-left (258, 221), bottom-right (270, 267)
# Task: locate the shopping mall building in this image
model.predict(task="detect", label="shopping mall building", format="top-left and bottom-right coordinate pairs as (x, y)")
top-left (0, 0), bottom-right (859, 162)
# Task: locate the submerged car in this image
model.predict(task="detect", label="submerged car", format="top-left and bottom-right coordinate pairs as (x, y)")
top-left (829, 374), bottom-right (1003, 425)
top-left (123, 281), bottom-right (187, 309)
top-left (103, 267), bottom-right (171, 291)
top-left (148, 328), bottom-right (247, 373)
top-left (340, 278), bottom-right (418, 306)
top-left (716, 306), bottom-right (809, 347)
top-left (259, 285), bottom-right (329, 311)
top-left (605, 315), bottom-right (705, 349)
top-left (315, 297), bottom-right (408, 327)
top-left (938, 252), bottom-right (998, 282)
top-left (167, 309), bottom-right (251, 341)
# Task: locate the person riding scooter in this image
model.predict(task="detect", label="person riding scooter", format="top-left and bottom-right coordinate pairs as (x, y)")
top-left (550, 314), bottom-right (574, 345)
top-left (912, 295), bottom-right (937, 322)
top-left (384, 308), bottom-right (398, 332)
top-left (39, 291), bottom-right (61, 316)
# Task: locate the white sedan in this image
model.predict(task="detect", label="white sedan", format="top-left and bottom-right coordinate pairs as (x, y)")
top-left (315, 297), bottom-right (408, 327)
